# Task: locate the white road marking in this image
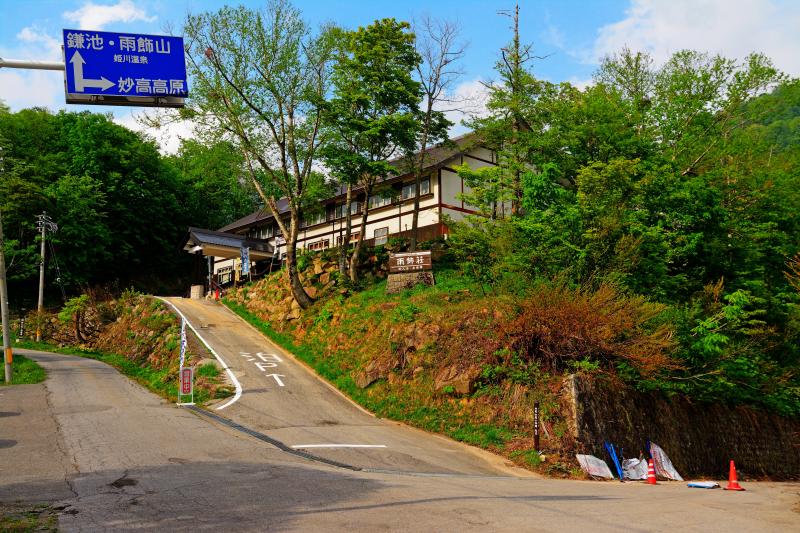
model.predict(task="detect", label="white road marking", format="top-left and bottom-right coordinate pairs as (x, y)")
top-left (157, 298), bottom-right (243, 411)
top-left (266, 373), bottom-right (285, 387)
top-left (255, 361), bottom-right (277, 371)
top-left (256, 352), bottom-right (282, 363)
top-left (291, 444), bottom-right (388, 449)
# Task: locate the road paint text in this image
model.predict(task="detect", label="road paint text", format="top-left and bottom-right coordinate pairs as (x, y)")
top-left (240, 352), bottom-right (286, 387)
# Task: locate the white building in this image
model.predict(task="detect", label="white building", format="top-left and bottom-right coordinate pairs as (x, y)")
top-left (187, 133), bottom-right (497, 285)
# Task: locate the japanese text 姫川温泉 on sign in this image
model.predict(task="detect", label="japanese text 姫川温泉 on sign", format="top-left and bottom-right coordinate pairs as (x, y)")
top-left (62, 29), bottom-right (187, 105)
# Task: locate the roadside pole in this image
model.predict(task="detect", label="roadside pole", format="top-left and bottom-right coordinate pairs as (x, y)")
top-left (35, 212), bottom-right (46, 342)
top-left (34, 212), bottom-right (57, 343)
top-left (0, 211), bottom-right (12, 383)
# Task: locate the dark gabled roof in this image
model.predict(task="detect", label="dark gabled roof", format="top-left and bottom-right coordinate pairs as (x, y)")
top-left (218, 198), bottom-right (290, 233)
top-left (217, 132), bottom-right (481, 234)
top-left (183, 227), bottom-right (273, 254)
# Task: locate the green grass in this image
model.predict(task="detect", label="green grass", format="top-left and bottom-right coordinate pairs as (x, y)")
top-left (0, 503), bottom-right (57, 532)
top-left (223, 298), bottom-right (364, 398)
top-left (0, 352), bottom-right (46, 385)
top-left (510, 448), bottom-right (544, 468)
top-left (196, 362), bottom-right (220, 378)
top-left (222, 289), bottom-right (525, 455)
top-left (14, 339), bottom-right (217, 404)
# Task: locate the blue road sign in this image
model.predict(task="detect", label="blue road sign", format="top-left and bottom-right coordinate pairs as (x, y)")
top-left (62, 29), bottom-right (187, 101)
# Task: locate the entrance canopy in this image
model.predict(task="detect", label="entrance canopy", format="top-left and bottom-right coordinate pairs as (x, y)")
top-left (182, 227), bottom-right (273, 260)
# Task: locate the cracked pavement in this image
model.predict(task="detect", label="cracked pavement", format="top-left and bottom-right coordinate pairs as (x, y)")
top-left (2, 349), bottom-right (799, 531)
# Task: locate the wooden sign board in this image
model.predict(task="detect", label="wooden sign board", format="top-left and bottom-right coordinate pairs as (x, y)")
top-left (389, 251), bottom-right (432, 273)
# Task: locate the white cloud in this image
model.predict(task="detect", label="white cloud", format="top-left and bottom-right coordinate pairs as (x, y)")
top-left (0, 70), bottom-right (63, 110)
top-left (0, 26), bottom-right (66, 111)
top-left (114, 110), bottom-right (194, 155)
top-left (435, 78), bottom-right (491, 135)
top-left (591, 0), bottom-right (800, 76)
top-left (16, 26), bottom-right (62, 58)
top-left (63, 0), bottom-right (156, 30)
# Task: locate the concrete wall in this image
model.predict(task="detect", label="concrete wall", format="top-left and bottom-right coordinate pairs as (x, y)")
top-left (564, 375), bottom-right (800, 480)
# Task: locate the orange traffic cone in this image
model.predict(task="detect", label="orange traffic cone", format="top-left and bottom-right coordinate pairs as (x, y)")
top-left (724, 460), bottom-right (745, 491)
top-left (646, 459), bottom-right (657, 485)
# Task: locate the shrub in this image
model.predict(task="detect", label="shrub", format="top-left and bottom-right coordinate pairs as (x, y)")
top-left (506, 282), bottom-right (677, 377)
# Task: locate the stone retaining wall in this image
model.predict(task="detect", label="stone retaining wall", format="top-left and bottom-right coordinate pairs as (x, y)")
top-left (565, 374), bottom-right (800, 480)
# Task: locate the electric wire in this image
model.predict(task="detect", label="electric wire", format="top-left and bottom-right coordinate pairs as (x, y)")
top-left (47, 238), bottom-right (67, 302)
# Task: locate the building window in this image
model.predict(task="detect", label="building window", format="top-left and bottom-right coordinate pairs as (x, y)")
top-left (374, 227), bottom-right (389, 246)
top-left (302, 210), bottom-right (326, 227)
top-left (335, 201), bottom-right (360, 219)
top-left (310, 211), bottom-right (326, 226)
top-left (308, 239), bottom-right (329, 251)
top-left (420, 177), bottom-right (430, 195)
top-left (401, 178), bottom-right (431, 200)
top-left (336, 232), bottom-right (360, 245)
top-left (368, 194), bottom-right (392, 210)
top-left (255, 225), bottom-right (273, 239)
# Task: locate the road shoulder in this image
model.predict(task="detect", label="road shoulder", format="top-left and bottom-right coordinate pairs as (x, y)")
top-left (0, 378), bottom-right (76, 503)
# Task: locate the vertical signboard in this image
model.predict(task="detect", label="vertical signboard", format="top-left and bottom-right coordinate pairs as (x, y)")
top-left (241, 247), bottom-right (250, 276)
top-left (181, 367), bottom-right (193, 395)
top-left (179, 318), bottom-right (187, 368)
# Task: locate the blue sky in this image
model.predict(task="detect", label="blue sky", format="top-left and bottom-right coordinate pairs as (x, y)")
top-left (2, 0), bottom-right (799, 152)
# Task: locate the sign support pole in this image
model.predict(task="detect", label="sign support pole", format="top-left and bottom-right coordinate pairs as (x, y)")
top-left (0, 57), bottom-right (64, 71)
top-left (176, 317), bottom-right (194, 406)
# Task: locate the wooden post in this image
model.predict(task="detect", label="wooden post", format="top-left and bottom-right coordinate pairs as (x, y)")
top-left (534, 401), bottom-right (540, 452)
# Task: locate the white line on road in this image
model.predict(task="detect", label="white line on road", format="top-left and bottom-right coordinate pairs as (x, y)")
top-left (157, 297), bottom-right (243, 411)
top-left (266, 373), bottom-right (285, 386)
top-left (290, 444), bottom-right (388, 449)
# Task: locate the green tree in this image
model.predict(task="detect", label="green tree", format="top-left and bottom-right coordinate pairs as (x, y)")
top-left (178, 1), bottom-right (336, 308)
top-left (168, 139), bottom-right (255, 231)
top-left (321, 18), bottom-right (421, 283)
top-left (0, 107), bottom-right (196, 297)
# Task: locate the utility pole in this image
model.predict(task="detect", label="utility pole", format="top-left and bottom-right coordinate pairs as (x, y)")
top-left (0, 210), bottom-right (12, 383)
top-left (0, 145), bottom-right (10, 383)
top-left (35, 212), bottom-right (57, 342)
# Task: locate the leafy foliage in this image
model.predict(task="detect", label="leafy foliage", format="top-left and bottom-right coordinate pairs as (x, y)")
top-left (0, 101), bottom-right (261, 303)
top-left (450, 46), bottom-right (800, 416)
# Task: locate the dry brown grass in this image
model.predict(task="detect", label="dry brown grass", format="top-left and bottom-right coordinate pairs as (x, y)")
top-left (505, 283), bottom-right (678, 377)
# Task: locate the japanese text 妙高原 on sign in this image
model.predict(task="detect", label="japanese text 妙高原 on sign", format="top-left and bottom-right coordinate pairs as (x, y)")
top-left (63, 29), bottom-right (187, 107)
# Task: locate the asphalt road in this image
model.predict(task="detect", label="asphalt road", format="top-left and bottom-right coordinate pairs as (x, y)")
top-left (161, 297), bottom-right (519, 476)
top-left (2, 349), bottom-right (798, 532)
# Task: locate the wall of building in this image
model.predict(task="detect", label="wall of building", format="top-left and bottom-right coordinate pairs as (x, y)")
top-left (212, 145), bottom-right (496, 270)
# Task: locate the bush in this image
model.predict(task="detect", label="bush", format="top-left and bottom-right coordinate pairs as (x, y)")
top-left (506, 282), bottom-right (677, 377)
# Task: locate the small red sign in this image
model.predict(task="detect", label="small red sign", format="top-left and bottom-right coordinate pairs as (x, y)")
top-left (181, 367), bottom-right (193, 395)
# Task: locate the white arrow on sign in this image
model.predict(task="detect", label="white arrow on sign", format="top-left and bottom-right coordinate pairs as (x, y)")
top-left (69, 51), bottom-right (114, 92)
